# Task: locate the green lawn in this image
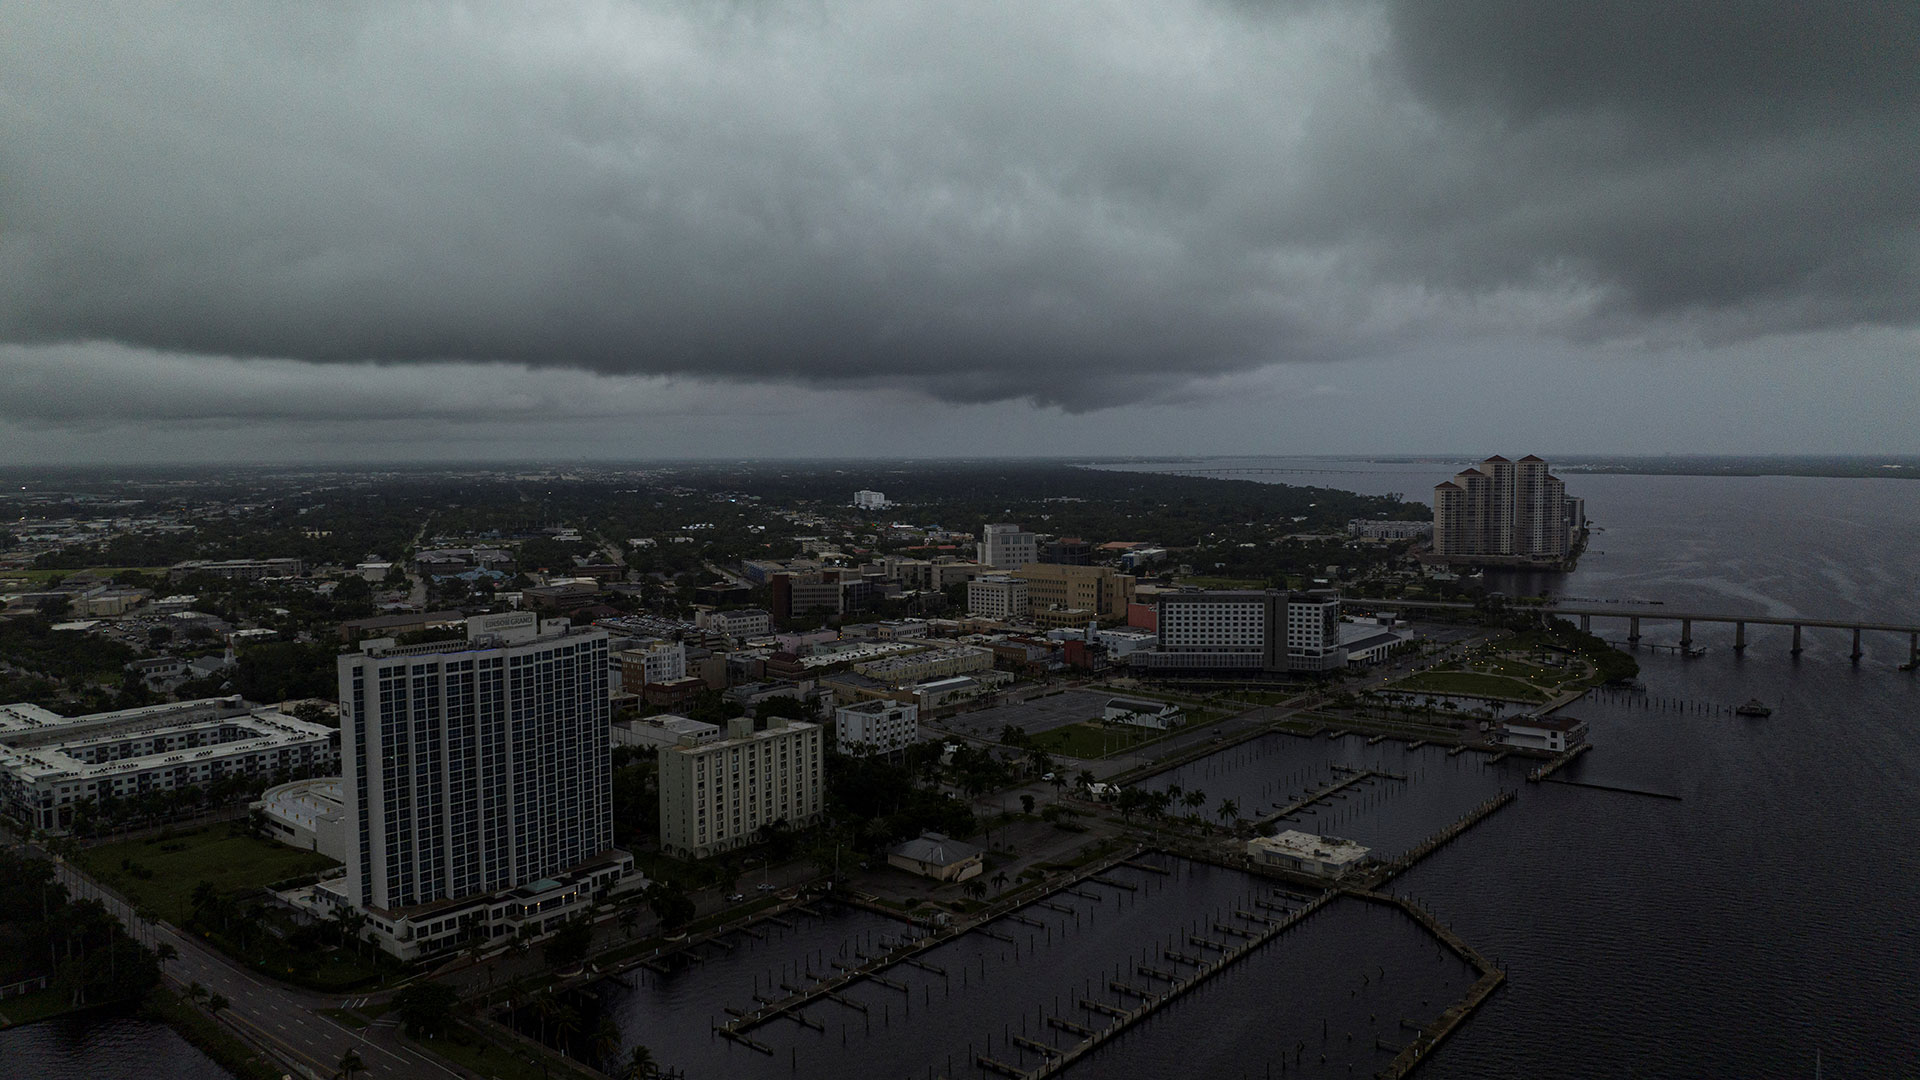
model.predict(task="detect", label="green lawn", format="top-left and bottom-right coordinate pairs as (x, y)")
top-left (1032, 720), bottom-right (1176, 759)
top-left (1474, 657), bottom-right (1579, 685)
top-left (76, 826), bottom-right (340, 923)
top-left (0, 986), bottom-right (78, 1027)
top-left (417, 1028), bottom-right (604, 1080)
top-left (1385, 671), bottom-right (1550, 703)
top-left (0, 566), bottom-right (173, 586)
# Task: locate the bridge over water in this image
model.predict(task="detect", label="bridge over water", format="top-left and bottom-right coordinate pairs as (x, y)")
top-left (1342, 597), bottom-right (1920, 667)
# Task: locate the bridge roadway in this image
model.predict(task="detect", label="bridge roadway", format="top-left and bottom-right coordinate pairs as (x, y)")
top-left (1341, 597), bottom-right (1920, 664)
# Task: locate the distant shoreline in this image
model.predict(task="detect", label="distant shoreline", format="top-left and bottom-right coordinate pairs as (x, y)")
top-left (1096, 455), bottom-right (1920, 482)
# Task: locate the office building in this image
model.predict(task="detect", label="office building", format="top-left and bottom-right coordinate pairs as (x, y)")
top-left (977, 523), bottom-right (1038, 569)
top-left (852, 490), bottom-right (889, 510)
top-left (658, 716), bottom-right (825, 859)
top-left (1038, 538), bottom-right (1092, 565)
top-left (324, 613), bottom-right (635, 958)
top-left (967, 575), bottom-right (1030, 621)
top-left (0, 698), bottom-right (338, 834)
top-left (1432, 455), bottom-right (1571, 562)
top-left (1013, 564), bottom-right (1137, 627)
top-left (834, 700), bottom-right (920, 756)
top-left (696, 608), bottom-right (772, 639)
top-left (771, 571), bottom-right (845, 622)
top-left (618, 640), bottom-right (688, 695)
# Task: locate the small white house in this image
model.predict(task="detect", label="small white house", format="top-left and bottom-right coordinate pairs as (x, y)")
top-left (1103, 696), bottom-right (1184, 730)
top-left (1497, 714), bottom-right (1589, 753)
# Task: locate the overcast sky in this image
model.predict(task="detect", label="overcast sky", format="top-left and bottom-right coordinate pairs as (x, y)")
top-left (3, 1), bottom-right (1915, 463)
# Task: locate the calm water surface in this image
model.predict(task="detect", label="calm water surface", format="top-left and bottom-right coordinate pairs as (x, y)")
top-left (0, 1010), bottom-right (236, 1080)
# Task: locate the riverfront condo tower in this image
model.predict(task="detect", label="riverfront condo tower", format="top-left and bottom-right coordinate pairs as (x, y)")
top-left (337, 613), bottom-right (615, 913)
top-left (1432, 454), bottom-right (1572, 562)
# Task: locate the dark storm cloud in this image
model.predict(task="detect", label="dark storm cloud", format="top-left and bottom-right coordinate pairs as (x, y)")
top-left (1373, 1), bottom-right (1920, 327)
top-left (0, 2), bottom-right (1913, 416)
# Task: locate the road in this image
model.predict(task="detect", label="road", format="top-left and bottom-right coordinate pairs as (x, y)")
top-left (48, 856), bottom-right (470, 1080)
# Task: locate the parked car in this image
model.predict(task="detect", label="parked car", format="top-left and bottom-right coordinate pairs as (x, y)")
top-left (727, 893), bottom-right (746, 903)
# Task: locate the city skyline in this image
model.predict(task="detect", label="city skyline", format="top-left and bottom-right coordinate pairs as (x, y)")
top-left (4, 2), bottom-right (1917, 463)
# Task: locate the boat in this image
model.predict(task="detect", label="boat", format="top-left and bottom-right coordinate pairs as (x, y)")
top-left (1735, 698), bottom-right (1772, 717)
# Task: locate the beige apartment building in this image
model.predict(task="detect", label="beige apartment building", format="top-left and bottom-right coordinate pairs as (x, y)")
top-left (658, 716), bottom-right (825, 859)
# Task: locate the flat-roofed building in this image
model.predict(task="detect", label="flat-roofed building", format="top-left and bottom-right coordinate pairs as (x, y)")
top-left (967, 575), bottom-right (1030, 622)
top-left (1246, 830), bottom-right (1370, 879)
top-left (1497, 715), bottom-right (1589, 753)
top-left (697, 608), bottom-right (771, 639)
top-left (253, 777), bottom-right (348, 861)
top-left (1132, 589), bottom-right (1346, 675)
top-left (0, 697), bottom-right (338, 834)
top-left (977, 524), bottom-right (1038, 569)
top-left (834, 700), bottom-right (920, 756)
top-left (618, 640), bottom-right (688, 695)
top-left (1013, 565), bottom-right (1136, 625)
top-left (658, 716), bottom-right (825, 859)
top-left (854, 646), bottom-right (994, 687)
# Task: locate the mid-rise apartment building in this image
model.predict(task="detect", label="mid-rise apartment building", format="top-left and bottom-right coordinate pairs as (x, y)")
top-left (658, 716), bottom-right (825, 859)
top-left (977, 523), bottom-right (1038, 569)
top-left (326, 613), bottom-right (634, 957)
top-left (0, 698), bottom-right (338, 834)
top-left (852, 490), bottom-right (889, 510)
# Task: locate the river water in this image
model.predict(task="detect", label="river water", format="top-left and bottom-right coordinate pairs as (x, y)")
top-left (1099, 456), bottom-right (1920, 1077)
top-left (0, 1008), bottom-right (237, 1080)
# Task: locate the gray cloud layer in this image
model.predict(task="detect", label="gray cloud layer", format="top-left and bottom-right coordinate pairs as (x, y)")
top-left (2, 2), bottom-right (1913, 412)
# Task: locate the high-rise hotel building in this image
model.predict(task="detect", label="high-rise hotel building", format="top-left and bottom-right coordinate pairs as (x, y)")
top-left (326, 613), bottom-right (635, 958)
top-left (1432, 454), bottom-right (1572, 561)
top-left (1131, 589), bottom-right (1344, 674)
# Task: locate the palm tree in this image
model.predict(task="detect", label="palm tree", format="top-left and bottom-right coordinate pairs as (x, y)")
top-left (989, 871), bottom-right (1010, 893)
top-left (207, 992), bottom-right (230, 1020)
top-left (154, 941), bottom-right (177, 978)
top-left (1075, 770), bottom-right (1096, 794)
top-left (961, 879), bottom-right (987, 902)
top-left (1215, 798), bottom-right (1240, 827)
top-left (190, 881), bottom-right (218, 919)
top-left (626, 1044), bottom-right (659, 1080)
top-left (186, 980), bottom-right (209, 1006)
top-left (589, 1017), bottom-right (623, 1072)
top-left (1184, 789), bottom-right (1207, 819)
